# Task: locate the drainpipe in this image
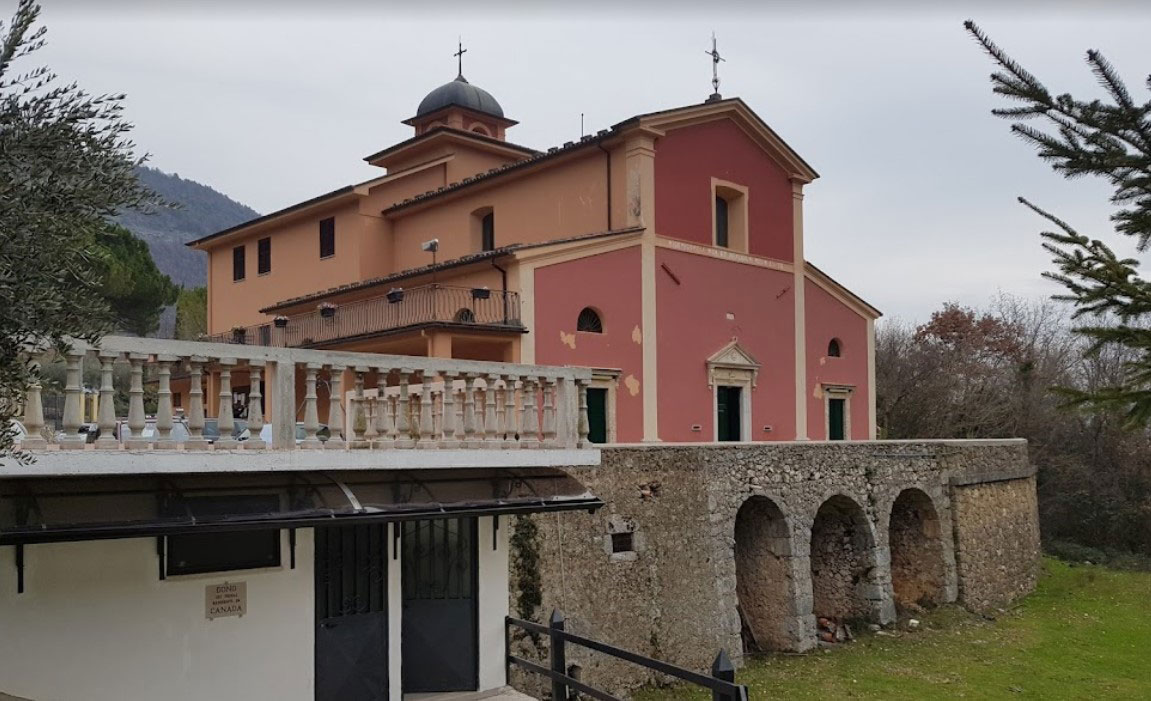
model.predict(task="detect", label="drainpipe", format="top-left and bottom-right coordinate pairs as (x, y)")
top-left (491, 258), bottom-right (510, 324)
top-left (597, 142), bottom-right (612, 231)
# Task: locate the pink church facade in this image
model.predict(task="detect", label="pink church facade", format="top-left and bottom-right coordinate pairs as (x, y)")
top-left (189, 73), bottom-right (880, 444)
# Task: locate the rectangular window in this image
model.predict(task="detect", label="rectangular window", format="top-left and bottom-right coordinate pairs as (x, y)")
top-left (232, 245), bottom-right (246, 281)
top-left (319, 217), bottom-right (335, 258)
top-left (587, 387), bottom-right (608, 444)
top-left (828, 397), bottom-right (847, 440)
top-left (716, 385), bottom-right (742, 442)
top-left (481, 212), bottom-right (495, 252)
top-left (166, 494), bottom-right (281, 576)
top-left (715, 195), bottom-right (729, 248)
top-left (257, 237), bottom-right (271, 275)
top-left (611, 531), bottom-right (634, 554)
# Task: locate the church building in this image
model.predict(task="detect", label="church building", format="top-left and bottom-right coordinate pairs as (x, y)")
top-left (188, 52), bottom-right (880, 444)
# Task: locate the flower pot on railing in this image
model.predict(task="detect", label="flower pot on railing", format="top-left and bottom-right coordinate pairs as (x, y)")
top-left (231, 326), bottom-right (247, 344)
top-left (471, 287), bottom-right (491, 300)
top-left (273, 315), bottom-right (289, 328)
top-left (386, 288), bottom-right (404, 304)
top-left (318, 303), bottom-right (337, 319)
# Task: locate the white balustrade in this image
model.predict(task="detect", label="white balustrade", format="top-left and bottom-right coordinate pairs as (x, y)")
top-left (13, 336), bottom-right (593, 455)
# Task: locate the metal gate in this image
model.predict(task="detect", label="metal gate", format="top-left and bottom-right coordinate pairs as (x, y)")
top-left (401, 517), bottom-right (478, 693)
top-left (315, 524), bottom-right (389, 700)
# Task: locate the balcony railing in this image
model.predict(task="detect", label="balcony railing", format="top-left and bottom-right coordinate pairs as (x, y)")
top-left (209, 285), bottom-right (523, 348)
top-left (16, 336), bottom-right (592, 458)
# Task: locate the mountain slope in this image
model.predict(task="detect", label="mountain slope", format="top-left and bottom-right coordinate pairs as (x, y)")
top-left (115, 166), bottom-right (260, 288)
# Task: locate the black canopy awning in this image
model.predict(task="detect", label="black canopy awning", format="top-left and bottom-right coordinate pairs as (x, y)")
top-left (0, 468), bottom-right (602, 545)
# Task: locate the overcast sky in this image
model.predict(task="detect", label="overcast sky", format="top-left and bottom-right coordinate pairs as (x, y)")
top-left (25, 2), bottom-right (1151, 322)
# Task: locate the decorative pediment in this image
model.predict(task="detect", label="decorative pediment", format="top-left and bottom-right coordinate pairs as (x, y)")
top-left (707, 339), bottom-right (761, 388)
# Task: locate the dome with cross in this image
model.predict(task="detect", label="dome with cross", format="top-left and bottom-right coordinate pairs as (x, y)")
top-left (416, 75), bottom-right (504, 119)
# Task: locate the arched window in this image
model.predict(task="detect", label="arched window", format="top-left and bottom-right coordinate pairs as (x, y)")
top-left (577, 307), bottom-right (603, 333)
top-left (454, 308), bottom-right (476, 323)
top-left (715, 195), bottom-right (730, 248)
top-left (481, 212), bottom-right (495, 252)
top-left (470, 124), bottom-right (491, 137)
top-left (828, 338), bottom-right (842, 357)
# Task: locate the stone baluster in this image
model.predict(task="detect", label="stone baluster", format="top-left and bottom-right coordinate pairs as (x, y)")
top-left (417, 373), bottom-right (435, 448)
top-left (371, 369), bottom-right (390, 449)
top-left (440, 373), bottom-right (459, 448)
top-left (59, 350), bottom-right (86, 450)
top-left (484, 374), bottom-right (500, 448)
top-left (541, 377), bottom-right (557, 448)
top-left (494, 378), bottom-right (508, 448)
top-left (577, 379), bottom-right (591, 448)
top-left (503, 374), bottom-right (519, 448)
top-left (185, 357), bottom-right (208, 450)
top-left (349, 366), bottom-right (370, 449)
top-left (154, 355), bottom-right (177, 450)
top-left (215, 359), bottom-right (239, 449)
top-left (95, 351), bottom-right (119, 449)
top-left (19, 358), bottom-right (47, 450)
top-left (301, 363), bottom-right (323, 449)
top-left (326, 365), bottom-right (346, 449)
top-left (395, 369), bottom-right (413, 448)
top-left (462, 374), bottom-right (479, 449)
top-left (125, 353), bottom-right (149, 450)
top-left (244, 362), bottom-right (266, 450)
top-left (520, 376), bottom-right (540, 449)
top-left (455, 388), bottom-right (466, 445)
top-left (363, 384), bottom-right (379, 445)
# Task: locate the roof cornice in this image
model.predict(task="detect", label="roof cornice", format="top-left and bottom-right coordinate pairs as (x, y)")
top-left (364, 125), bottom-right (537, 167)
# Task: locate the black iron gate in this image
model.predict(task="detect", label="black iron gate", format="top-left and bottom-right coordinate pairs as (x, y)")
top-left (401, 517), bottom-right (478, 693)
top-left (315, 524), bottom-right (389, 701)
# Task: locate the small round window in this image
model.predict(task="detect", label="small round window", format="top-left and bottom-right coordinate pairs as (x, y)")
top-left (828, 338), bottom-right (842, 357)
top-left (577, 307), bottom-right (603, 333)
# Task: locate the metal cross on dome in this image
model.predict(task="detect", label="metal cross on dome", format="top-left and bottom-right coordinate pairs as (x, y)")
top-left (454, 38), bottom-right (468, 79)
top-left (705, 32), bottom-right (724, 102)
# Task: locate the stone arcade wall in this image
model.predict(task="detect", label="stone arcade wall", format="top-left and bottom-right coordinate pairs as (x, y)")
top-left (509, 440), bottom-right (1038, 698)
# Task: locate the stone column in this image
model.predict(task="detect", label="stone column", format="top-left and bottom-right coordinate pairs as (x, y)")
top-left (503, 374), bottom-right (519, 449)
top-left (60, 350), bottom-right (86, 450)
top-left (301, 363), bottom-right (323, 449)
top-left (484, 374), bottom-right (500, 448)
top-left (215, 359), bottom-right (239, 449)
top-left (520, 376), bottom-right (540, 449)
top-left (19, 357), bottom-right (47, 450)
top-left (417, 373), bottom-right (435, 448)
top-left (95, 352), bottom-right (119, 449)
top-left (541, 377), bottom-right (557, 448)
top-left (395, 369), bottom-right (413, 448)
top-left (326, 365), bottom-right (346, 449)
top-left (577, 379), bottom-right (591, 449)
top-left (440, 372), bottom-right (459, 448)
top-left (125, 353), bottom-right (149, 450)
top-left (185, 357), bottom-right (208, 451)
top-left (244, 362), bottom-right (266, 449)
top-left (154, 355), bottom-right (177, 450)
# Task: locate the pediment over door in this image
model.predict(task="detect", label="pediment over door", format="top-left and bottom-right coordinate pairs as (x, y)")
top-left (706, 339), bottom-right (761, 388)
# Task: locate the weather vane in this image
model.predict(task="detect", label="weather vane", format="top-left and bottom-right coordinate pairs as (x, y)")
top-left (705, 32), bottom-right (724, 102)
top-left (454, 37), bottom-right (468, 79)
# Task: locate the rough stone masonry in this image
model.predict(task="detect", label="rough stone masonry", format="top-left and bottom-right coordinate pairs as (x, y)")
top-left (509, 440), bottom-right (1039, 697)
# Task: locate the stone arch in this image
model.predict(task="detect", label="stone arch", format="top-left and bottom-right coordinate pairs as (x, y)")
top-left (809, 494), bottom-right (881, 624)
top-left (734, 496), bottom-right (793, 653)
top-left (888, 488), bottom-right (946, 610)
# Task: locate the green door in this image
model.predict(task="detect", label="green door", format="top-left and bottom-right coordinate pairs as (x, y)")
top-left (716, 386), bottom-right (742, 442)
top-left (828, 398), bottom-right (846, 440)
top-left (587, 387), bottom-right (608, 444)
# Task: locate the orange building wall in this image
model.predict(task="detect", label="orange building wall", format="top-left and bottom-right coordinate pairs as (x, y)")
top-left (387, 149), bottom-right (617, 272)
top-left (654, 120), bottom-right (795, 262)
top-left (804, 278), bottom-right (871, 440)
top-left (207, 203), bottom-right (369, 333)
top-left (532, 246), bottom-right (644, 443)
top-left (655, 248), bottom-right (797, 442)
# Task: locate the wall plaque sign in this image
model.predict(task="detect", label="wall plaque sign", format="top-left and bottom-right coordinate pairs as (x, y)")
top-left (205, 581), bottom-right (246, 620)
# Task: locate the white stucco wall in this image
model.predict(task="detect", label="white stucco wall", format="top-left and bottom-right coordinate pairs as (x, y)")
top-left (478, 515), bottom-right (511, 692)
top-left (0, 531), bottom-right (315, 701)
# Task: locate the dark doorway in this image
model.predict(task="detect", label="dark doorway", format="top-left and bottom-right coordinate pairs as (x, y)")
top-left (717, 386), bottom-right (742, 441)
top-left (315, 524), bottom-right (389, 701)
top-left (828, 398), bottom-right (846, 440)
top-left (401, 518), bottom-right (478, 693)
top-left (587, 387), bottom-right (608, 444)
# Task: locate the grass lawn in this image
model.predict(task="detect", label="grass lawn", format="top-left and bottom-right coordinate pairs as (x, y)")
top-left (636, 558), bottom-right (1151, 700)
